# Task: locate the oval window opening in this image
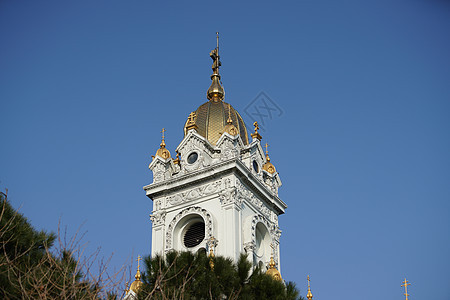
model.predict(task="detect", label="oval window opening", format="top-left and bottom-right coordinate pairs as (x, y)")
top-left (183, 221), bottom-right (205, 248)
top-left (187, 152), bottom-right (198, 164)
top-left (253, 160), bottom-right (259, 173)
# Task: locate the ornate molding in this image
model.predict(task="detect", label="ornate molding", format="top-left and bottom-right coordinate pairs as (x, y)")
top-left (165, 206), bottom-right (213, 251)
top-left (219, 138), bottom-right (239, 161)
top-left (166, 180), bottom-right (222, 207)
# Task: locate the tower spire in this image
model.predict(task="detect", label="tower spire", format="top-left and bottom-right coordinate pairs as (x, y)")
top-left (207, 32), bottom-right (225, 101)
top-left (401, 278), bottom-right (411, 300)
top-left (160, 128), bottom-right (166, 148)
top-left (306, 275), bottom-right (313, 300)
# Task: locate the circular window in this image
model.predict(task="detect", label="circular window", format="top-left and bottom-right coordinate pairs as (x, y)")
top-left (253, 160), bottom-right (259, 173)
top-left (187, 152), bottom-right (198, 164)
top-left (183, 221), bottom-right (205, 248)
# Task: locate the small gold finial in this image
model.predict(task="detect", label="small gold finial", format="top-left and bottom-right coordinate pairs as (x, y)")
top-left (262, 142), bottom-right (276, 174)
top-left (209, 237), bottom-right (216, 270)
top-left (251, 121), bottom-right (262, 140)
top-left (173, 152), bottom-right (180, 164)
top-left (265, 255), bottom-right (282, 281)
top-left (129, 255), bottom-right (143, 293)
top-left (306, 275), bottom-right (313, 300)
top-left (223, 103), bottom-right (238, 136)
top-left (155, 128), bottom-right (171, 159)
top-left (401, 278), bottom-right (411, 300)
top-left (227, 103), bottom-right (233, 124)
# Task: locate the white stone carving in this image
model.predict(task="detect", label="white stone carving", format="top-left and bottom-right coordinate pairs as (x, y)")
top-left (236, 180), bottom-right (272, 219)
top-left (150, 210), bottom-right (166, 227)
top-left (166, 180), bottom-right (222, 207)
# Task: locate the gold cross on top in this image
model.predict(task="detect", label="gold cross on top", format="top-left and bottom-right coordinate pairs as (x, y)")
top-left (401, 278), bottom-right (411, 300)
top-left (136, 255), bottom-right (142, 269)
top-left (253, 121), bottom-right (259, 133)
top-left (188, 112), bottom-right (196, 123)
top-left (161, 128), bottom-right (166, 140)
top-left (265, 143), bottom-right (269, 155)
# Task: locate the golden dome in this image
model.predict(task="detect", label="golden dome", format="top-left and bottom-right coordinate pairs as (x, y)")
top-left (155, 128), bottom-right (171, 159)
top-left (129, 256), bottom-right (143, 293)
top-left (184, 101), bottom-right (249, 145)
top-left (129, 269), bottom-right (143, 293)
top-left (266, 256), bottom-right (282, 281)
top-left (184, 33), bottom-right (249, 145)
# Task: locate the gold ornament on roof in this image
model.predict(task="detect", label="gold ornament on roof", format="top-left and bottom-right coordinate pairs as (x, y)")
top-left (129, 255), bottom-right (143, 293)
top-left (155, 128), bottom-right (171, 159)
top-left (208, 237), bottom-right (216, 270)
top-left (207, 32), bottom-right (225, 102)
top-left (306, 275), bottom-right (313, 300)
top-left (250, 121), bottom-right (262, 141)
top-left (185, 111), bottom-right (198, 132)
top-left (223, 103), bottom-right (238, 136)
top-left (262, 143), bottom-right (276, 174)
top-left (401, 278), bottom-right (411, 300)
top-left (173, 152), bottom-right (180, 164)
top-left (183, 34), bottom-right (249, 146)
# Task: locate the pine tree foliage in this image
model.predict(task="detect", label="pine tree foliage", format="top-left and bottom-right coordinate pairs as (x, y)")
top-left (137, 251), bottom-right (304, 300)
top-left (0, 191), bottom-right (125, 299)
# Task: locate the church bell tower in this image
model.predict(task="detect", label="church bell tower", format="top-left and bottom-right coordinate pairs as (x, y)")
top-left (143, 34), bottom-right (287, 274)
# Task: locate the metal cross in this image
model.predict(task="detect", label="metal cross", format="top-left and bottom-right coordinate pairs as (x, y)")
top-left (253, 121), bottom-right (259, 133)
top-left (265, 143), bottom-right (269, 155)
top-left (401, 278), bottom-right (411, 300)
top-left (188, 112), bottom-right (196, 123)
top-left (136, 255), bottom-right (142, 270)
top-left (161, 128), bottom-right (166, 140)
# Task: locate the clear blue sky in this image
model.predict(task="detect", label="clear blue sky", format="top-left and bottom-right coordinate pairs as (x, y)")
top-left (1, 0), bottom-right (449, 299)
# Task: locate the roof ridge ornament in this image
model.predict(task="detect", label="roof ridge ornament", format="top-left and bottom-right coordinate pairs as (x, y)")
top-left (207, 32), bottom-right (225, 102)
top-left (155, 128), bottom-right (171, 160)
top-left (251, 121), bottom-right (262, 141)
top-left (160, 128), bottom-right (166, 148)
top-left (262, 142), bottom-right (277, 174)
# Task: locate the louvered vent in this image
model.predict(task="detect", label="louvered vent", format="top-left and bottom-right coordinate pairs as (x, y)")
top-left (183, 222), bottom-right (205, 248)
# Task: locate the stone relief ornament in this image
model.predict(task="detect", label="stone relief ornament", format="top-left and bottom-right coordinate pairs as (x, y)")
top-left (219, 139), bottom-right (239, 161)
top-left (219, 187), bottom-right (239, 207)
top-left (153, 162), bottom-right (164, 183)
top-left (236, 181), bottom-right (272, 219)
top-left (165, 206), bottom-right (213, 251)
top-left (166, 180), bottom-right (222, 207)
top-left (149, 210), bottom-right (166, 227)
top-left (155, 199), bottom-right (163, 211)
top-left (243, 241), bottom-right (256, 254)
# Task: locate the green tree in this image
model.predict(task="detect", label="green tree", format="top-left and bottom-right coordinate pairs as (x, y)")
top-left (137, 250), bottom-right (304, 300)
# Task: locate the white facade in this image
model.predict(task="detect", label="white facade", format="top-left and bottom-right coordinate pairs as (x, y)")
top-left (144, 128), bottom-right (287, 272)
